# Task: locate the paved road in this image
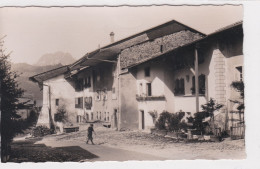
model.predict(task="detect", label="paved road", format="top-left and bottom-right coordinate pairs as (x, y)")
top-left (36, 139), bottom-right (166, 161)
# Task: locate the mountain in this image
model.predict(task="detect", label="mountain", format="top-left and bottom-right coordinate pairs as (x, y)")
top-left (11, 63), bottom-right (64, 106)
top-left (35, 51), bottom-right (75, 66)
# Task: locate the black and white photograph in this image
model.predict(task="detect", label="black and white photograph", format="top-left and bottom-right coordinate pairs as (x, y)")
top-left (0, 2), bottom-right (259, 166)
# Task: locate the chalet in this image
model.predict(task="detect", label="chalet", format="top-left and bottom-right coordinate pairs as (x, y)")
top-left (30, 20), bottom-right (243, 133)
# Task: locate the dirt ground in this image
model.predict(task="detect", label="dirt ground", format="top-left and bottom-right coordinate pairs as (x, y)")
top-left (53, 125), bottom-right (246, 160)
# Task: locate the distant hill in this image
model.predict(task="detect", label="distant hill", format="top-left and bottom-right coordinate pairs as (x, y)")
top-left (35, 51), bottom-right (75, 66)
top-left (12, 51), bottom-right (75, 106)
top-left (12, 63), bottom-right (65, 107)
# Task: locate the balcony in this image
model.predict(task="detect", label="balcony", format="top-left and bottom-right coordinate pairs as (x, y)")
top-left (136, 95), bottom-right (166, 102)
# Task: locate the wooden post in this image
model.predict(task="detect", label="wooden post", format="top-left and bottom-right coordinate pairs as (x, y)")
top-left (195, 47), bottom-right (199, 113)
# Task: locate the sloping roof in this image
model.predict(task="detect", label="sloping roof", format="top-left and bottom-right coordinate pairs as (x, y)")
top-left (210, 20), bottom-right (242, 35)
top-left (29, 65), bottom-right (69, 83)
top-left (124, 21), bottom-right (243, 69)
top-left (69, 19), bottom-right (205, 69)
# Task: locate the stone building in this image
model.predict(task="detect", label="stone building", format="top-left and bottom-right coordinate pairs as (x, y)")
top-left (30, 20), bottom-right (243, 132)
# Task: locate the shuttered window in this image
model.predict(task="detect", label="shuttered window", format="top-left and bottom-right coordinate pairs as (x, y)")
top-left (75, 97), bottom-right (83, 108)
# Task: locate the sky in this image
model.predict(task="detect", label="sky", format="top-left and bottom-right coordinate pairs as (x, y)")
top-left (0, 5), bottom-right (243, 64)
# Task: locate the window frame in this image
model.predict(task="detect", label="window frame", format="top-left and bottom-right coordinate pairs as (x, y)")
top-left (55, 99), bottom-right (59, 106)
top-left (144, 67), bottom-right (150, 77)
top-left (174, 78), bottom-right (185, 95)
top-left (75, 97), bottom-right (83, 109)
top-left (146, 83), bottom-right (152, 96)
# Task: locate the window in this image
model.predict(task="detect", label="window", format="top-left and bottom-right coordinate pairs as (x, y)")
top-left (91, 112), bottom-right (93, 120)
top-left (139, 83), bottom-right (143, 95)
top-left (96, 112), bottom-right (98, 120)
top-left (85, 97), bottom-right (92, 110)
top-left (96, 90), bottom-right (101, 101)
top-left (104, 112), bottom-right (107, 121)
top-left (236, 66), bottom-right (243, 81)
top-left (146, 83), bottom-right (152, 96)
top-left (55, 99), bottom-right (59, 106)
top-left (75, 78), bottom-right (84, 91)
top-left (75, 97), bottom-right (83, 108)
top-left (191, 74), bottom-right (206, 95)
top-left (77, 115), bottom-right (82, 123)
top-left (144, 67), bottom-right (150, 77)
top-left (99, 112), bottom-right (101, 120)
top-left (174, 78), bottom-right (185, 95)
top-left (84, 76), bottom-right (91, 88)
top-left (86, 113), bottom-right (89, 121)
top-left (160, 45), bottom-right (163, 53)
top-left (107, 112), bottom-right (110, 121)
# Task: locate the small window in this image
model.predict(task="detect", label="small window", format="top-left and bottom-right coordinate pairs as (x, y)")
top-left (96, 90), bottom-right (101, 101)
top-left (55, 99), bottom-right (59, 106)
top-left (160, 45), bottom-right (163, 53)
top-left (77, 115), bottom-right (82, 123)
top-left (146, 83), bottom-right (152, 96)
top-left (236, 66), bottom-right (243, 81)
top-left (104, 112), bottom-right (107, 121)
top-left (99, 112), bottom-right (101, 120)
top-left (144, 67), bottom-right (150, 77)
top-left (84, 76), bottom-right (91, 88)
top-left (91, 112), bottom-right (93, 120)
top-left (86, 113), bottom-right (89, 121)
top-left (191, 74), bottom-right (205, 95)
top-left (96, 112), bottom-right (98, 120)
top-left (107, 112), bottom-right (110, 121)
top-left (174, 78), bottom-right (185, 95)
top-left (75, 97), bottom-right (83, 108)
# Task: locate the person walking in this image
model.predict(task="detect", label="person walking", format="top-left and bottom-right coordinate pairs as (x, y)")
top-left (86, 124), bottom-right (96, 145)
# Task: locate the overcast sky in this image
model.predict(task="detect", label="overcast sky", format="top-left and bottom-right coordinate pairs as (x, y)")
top-left (0, 5), bottom-right (243, 64)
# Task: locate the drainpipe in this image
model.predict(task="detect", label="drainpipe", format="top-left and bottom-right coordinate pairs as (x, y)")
top-left (194, 47), bottom-right (199, 113)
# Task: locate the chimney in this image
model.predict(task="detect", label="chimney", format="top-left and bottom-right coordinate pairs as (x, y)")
top-left (110, 32), bottom-right (115, 43)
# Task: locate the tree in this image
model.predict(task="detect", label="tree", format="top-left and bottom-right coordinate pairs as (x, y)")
top-left (201, 98), bottom-right (223, 132)
top-left (1, 39), bottom-right (24, 161)
top-left (230, 81), bottom-right (244, 111)
top-left (230, 81), bottom-right (244, 124)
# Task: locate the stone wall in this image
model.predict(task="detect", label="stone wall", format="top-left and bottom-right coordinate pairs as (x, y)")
top-left (120, 30), bottom-right (203, 68)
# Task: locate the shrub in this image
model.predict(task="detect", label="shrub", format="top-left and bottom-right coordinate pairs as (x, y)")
top-left (32, 126), bottom-right (54, 137)
top-left (155, 111), bottom-right (187, 132)
top-left (192, 111), bottom-right (210, 134)
top-left (155, 111), bottom-right (171, 130)
top-left (54, 105), bottom-right (67, 122)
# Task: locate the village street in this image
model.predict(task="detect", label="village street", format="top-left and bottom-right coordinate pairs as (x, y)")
top-left (9, 124), bottom-right (246, 162)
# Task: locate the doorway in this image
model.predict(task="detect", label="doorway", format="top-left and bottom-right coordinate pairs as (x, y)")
top-left (114, 109), bottom-right (118, 129)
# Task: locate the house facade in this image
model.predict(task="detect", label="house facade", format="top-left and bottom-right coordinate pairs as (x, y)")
top-left (119, 21), bottom-right (243, 131)
top-left (30, 20), bottom-right (243, 132)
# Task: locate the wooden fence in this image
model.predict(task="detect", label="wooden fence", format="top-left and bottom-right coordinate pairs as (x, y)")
top-left (230, 123), bottom-right (245, 140)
